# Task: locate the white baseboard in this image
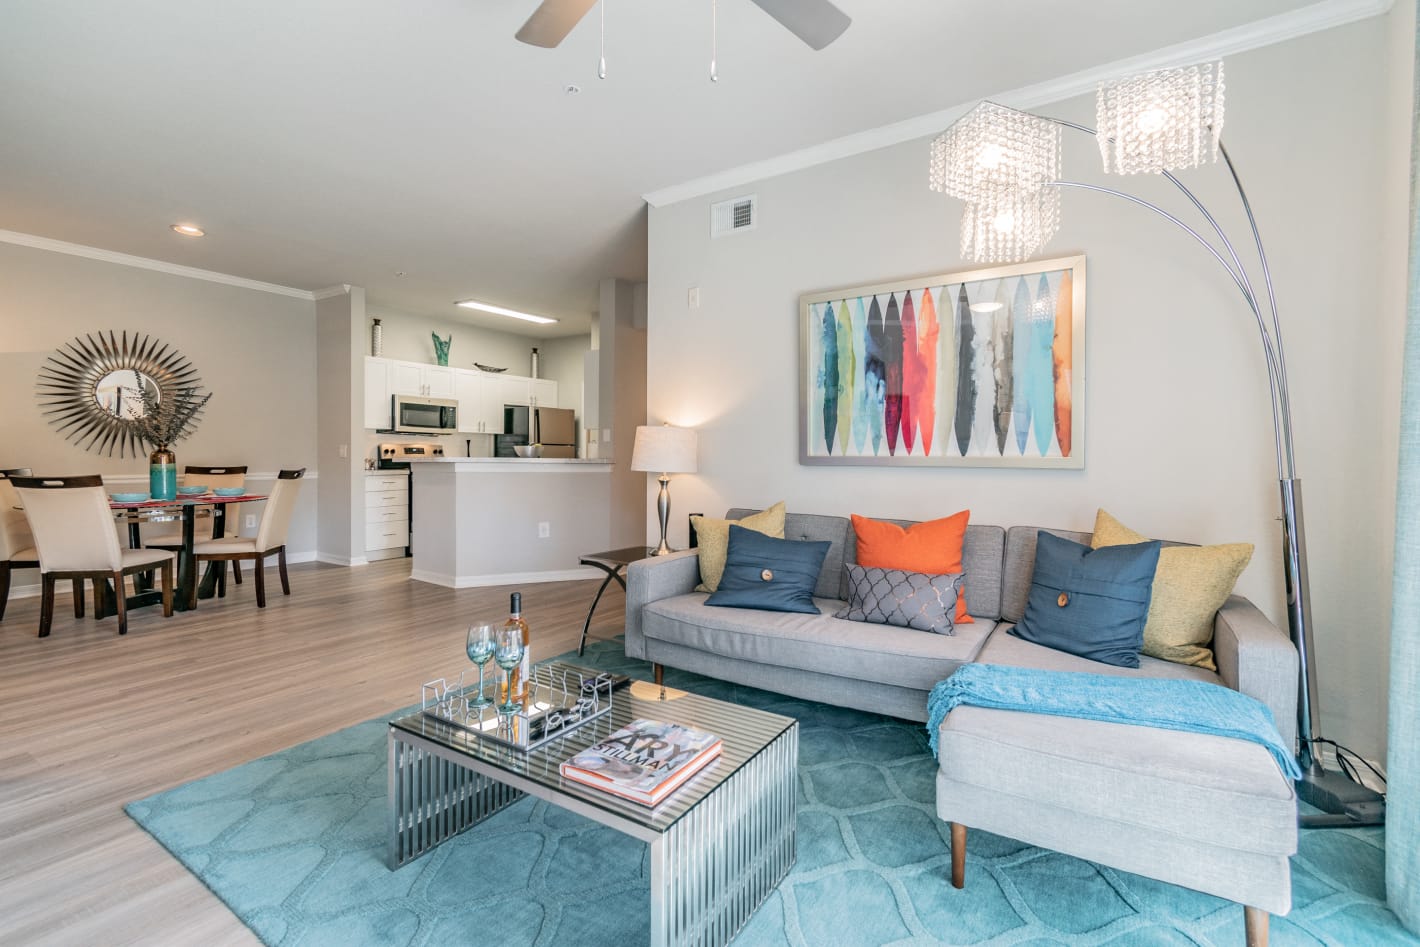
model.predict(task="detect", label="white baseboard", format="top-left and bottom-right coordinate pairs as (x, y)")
top-left (409, 567), bottom-right (601, 589)
top-left (315, 552), bottom-right (367, 567)
top-left (1316, 744), bottom-right (1387, 794)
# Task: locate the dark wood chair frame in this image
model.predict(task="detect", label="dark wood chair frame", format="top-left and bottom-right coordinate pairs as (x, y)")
top-left (0, 468), bottom-right (40, 622)
top-left (146, 464), bottom-right (249, 588)
top-left (190, 468), bottom-right (303, 609)
top-left (9, 475), bottom-right (174, 636)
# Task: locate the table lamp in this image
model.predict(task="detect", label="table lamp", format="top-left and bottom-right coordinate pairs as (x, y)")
top-left (631, 425), bottom-right (698, 556)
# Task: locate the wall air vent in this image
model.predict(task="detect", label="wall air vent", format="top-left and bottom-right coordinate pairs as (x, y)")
top-left (711, 194), bottom-right (758, 237)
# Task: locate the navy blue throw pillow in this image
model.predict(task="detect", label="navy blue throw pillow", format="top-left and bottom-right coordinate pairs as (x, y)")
top-left (704, 525), bottom-right (830, 614)
top-left (1010, 532), bottom-right (1161, 668)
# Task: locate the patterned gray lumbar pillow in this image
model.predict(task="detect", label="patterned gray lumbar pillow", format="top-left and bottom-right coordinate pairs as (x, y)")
top-left (835, 564), bottom-right (964, 635)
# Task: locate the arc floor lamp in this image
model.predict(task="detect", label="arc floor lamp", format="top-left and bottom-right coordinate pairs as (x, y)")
top-left (929, 62), bottom-right (1381, 826)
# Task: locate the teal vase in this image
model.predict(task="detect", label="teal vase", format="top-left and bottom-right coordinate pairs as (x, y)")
top-left (149, 446), bottom-right (176, 500)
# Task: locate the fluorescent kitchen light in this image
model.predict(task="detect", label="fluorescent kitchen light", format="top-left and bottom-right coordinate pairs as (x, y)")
top-left (456, 299), bottom-right (558, 324)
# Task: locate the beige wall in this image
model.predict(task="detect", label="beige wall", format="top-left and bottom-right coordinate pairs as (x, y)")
top-left (0, 240), bottom-right (319, 562)
top-left (368, 303), bottom-right (578, 384)
top-left (645, 15), bottom-right (1410, 759)
top-left (600, 279), bottom-right (649, 547)
top-left (316, 288), bottom-right (366, 564)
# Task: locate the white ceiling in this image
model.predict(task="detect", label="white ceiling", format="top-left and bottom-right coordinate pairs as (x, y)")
top-left (0, 0), bottom-right (1328, 338)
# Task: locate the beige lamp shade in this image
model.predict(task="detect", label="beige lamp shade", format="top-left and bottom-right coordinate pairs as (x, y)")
top-left (631, 425), bottom-right (697, 475)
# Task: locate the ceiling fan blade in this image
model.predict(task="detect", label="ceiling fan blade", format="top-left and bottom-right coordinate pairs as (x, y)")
top-left (748, 0), bottom-right (851, 50)
top-left (515, 0), bottom-right (599, 48)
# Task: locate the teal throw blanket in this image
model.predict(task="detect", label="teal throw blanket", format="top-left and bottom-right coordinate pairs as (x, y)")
top-left (927, 663), bottom-right (1301, 781)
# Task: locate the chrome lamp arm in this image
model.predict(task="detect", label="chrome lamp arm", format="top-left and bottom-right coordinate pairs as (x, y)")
top-left (1041, 117), bottom-right (1323, 778)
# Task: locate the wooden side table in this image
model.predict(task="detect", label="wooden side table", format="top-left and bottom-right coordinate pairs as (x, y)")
top-left (576, 545), bottom-right (652, 655)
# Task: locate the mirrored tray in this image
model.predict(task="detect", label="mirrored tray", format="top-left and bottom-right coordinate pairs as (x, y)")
top-left (420, 661), bottom-right (626, 753)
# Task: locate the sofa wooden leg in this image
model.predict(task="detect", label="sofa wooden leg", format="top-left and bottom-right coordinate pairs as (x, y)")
top-left (950, 822), bottom-right (966, 889)
top-left (654, 663), bottom-right (664, 686)
top-left (1244, 906), bottom-right (1268, 947)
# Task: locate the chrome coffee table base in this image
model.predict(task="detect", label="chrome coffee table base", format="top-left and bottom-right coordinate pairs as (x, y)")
top-left (387, 722), bottom-right (798, 946)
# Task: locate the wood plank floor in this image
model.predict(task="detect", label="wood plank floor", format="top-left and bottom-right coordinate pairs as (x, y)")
top-left (0, 559), bottom-right (628, 946)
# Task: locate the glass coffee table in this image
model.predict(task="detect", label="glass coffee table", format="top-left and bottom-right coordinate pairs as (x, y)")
top-left (387, 670), bottom-right (798, 946)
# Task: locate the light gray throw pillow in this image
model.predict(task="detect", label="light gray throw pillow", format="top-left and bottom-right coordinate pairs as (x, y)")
top-left (835, 564), bottom-right (964, 635)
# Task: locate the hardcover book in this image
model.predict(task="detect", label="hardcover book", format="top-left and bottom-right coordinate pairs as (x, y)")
top-left (560, 718), bottom-right (722, 805)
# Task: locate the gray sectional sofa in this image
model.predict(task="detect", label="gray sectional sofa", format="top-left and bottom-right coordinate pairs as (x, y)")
top-left (624, 508), bottom-right (1301, 941)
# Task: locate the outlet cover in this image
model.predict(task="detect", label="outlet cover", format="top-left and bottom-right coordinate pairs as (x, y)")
top-left (538, 522), bottom-right (550, 539)
top-left (245, 515), bottom-right (257, 529)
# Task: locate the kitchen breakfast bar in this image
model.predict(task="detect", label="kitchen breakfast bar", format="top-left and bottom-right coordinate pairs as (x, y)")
top-left (408, 458), bottom-right (614, 588)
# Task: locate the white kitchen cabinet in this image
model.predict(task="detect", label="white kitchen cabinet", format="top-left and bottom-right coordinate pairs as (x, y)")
top-left (530, 378), bottom-right (557, 408)
top-left (365, 471), bottom-right (409, 561)
top-left (364, 358), bottom-right (392, 429)
top-left (454, 370), bottom-right (503, 434)
top-left (365, 357), bottom-right (461, 429)
top-left (424, 366), bottom-right (455, 399)
top-left (387, 360), bottom-right (424, 397)
top-left (495, 375), bottom-right (532, 406)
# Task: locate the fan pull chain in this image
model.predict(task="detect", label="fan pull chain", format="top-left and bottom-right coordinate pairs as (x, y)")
top-left (709, 0), bottom-right (718, 82)
top-left (598, 1), bottom-right (607, 79)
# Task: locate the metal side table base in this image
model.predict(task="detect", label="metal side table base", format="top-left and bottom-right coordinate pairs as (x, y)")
top-left (577, 546), bottom-right (652, 655)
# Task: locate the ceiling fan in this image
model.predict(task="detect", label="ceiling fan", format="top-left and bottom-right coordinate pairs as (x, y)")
top-left (515, 0), bottom-right (851, 52)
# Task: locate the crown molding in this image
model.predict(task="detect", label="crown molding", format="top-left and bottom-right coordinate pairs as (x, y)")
top-left (312, 284), bottom-right (353, 300)
top-left (642, 0), bottom-right (1394, 208)
top-left (0, 228), bottom-right (317, 300)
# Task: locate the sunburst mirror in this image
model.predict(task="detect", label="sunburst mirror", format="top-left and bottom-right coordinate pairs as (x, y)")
top-left (36, 331), bottom-right (208, 458)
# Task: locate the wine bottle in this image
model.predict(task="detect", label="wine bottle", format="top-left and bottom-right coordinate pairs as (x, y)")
top-left (504, 592), bottom-right (531, 704)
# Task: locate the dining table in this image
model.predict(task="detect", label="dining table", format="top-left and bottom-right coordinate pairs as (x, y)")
top-left (106, 492), bottom-right (267, 614)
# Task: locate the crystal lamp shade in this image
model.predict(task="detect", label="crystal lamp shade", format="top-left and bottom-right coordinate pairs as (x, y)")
top-left (1096, 61), bottom-right (1225, 175)
top-left (929, 101), bottom-right (1061, 203)
top-left (960, 186), bottom-right (1060, 264)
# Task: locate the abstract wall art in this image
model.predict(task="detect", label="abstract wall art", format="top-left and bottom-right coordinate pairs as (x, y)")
top-left (800, 255), bottom-right (1085, 468)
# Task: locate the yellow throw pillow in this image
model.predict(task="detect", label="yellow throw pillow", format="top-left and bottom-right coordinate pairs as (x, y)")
top-left (692, 502), bottom-right (787, 592)
top-left (1090, 508), bottom-right (1253, 671)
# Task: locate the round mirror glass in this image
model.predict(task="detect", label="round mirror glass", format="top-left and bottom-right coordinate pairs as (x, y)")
top-left (94, 370), bottom-right (160, 420)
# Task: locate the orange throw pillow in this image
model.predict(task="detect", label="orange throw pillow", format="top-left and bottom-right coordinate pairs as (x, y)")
top-left (851, 511), bottom-right (973, 623)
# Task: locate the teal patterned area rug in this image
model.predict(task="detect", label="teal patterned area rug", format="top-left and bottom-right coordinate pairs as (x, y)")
top-left (127, 641), bottom-right (1411, 946)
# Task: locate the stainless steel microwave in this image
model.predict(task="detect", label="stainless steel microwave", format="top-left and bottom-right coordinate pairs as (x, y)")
top-left (390, 395), bottom-right (458, 434)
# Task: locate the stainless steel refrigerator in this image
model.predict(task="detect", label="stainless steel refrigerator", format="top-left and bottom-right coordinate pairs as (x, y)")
top-left (501, 405), bottom-right (577, 458)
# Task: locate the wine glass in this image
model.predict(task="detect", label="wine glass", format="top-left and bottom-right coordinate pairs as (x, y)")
top-left (465, 623), bottom-right (498, 709)
top-left (494, 627), bottom-right (525, 714)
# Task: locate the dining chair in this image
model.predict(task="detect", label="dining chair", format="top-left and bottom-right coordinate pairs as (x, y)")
top-left (0, 469), bottom-right (44, 622)
top-left (11, 475), bottom-right (175, 637)
top-left (145, 464), bottom-right (249, 584)
top-left (190, 468), bottom-right (304, 609)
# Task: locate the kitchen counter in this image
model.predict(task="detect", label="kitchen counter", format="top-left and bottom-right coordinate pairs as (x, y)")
top-left (408, 460), bottom-right (613, 588)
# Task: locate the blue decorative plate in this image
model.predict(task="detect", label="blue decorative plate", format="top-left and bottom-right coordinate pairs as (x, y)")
top-left (111, 492), bottom-right (149, 503)
top-left (177, 485), bottom-right (208, 495)
top-left (212, 487), bottom-right (245, 496)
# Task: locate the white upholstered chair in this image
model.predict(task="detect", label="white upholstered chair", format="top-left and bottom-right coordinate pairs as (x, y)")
top-left (144, 464), bottom-right (249, 587)
top-left (12, 475), bottom-right (175, 637)
top-left (0, 468), bottom-right (44, 622)
top-left (190, 468), bottom-right (304, 609)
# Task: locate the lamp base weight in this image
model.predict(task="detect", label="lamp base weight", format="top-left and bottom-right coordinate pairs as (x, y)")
top-left (1296, 768), bottom-right (1385, 828)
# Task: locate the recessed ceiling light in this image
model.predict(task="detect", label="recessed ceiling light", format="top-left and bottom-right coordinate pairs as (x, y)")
top-left (564, 83), bottom-right (581, 95)
top-left (170, 223), bottom-right (205, 237)
top-left (456, 299), bottom-right (559, 325)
